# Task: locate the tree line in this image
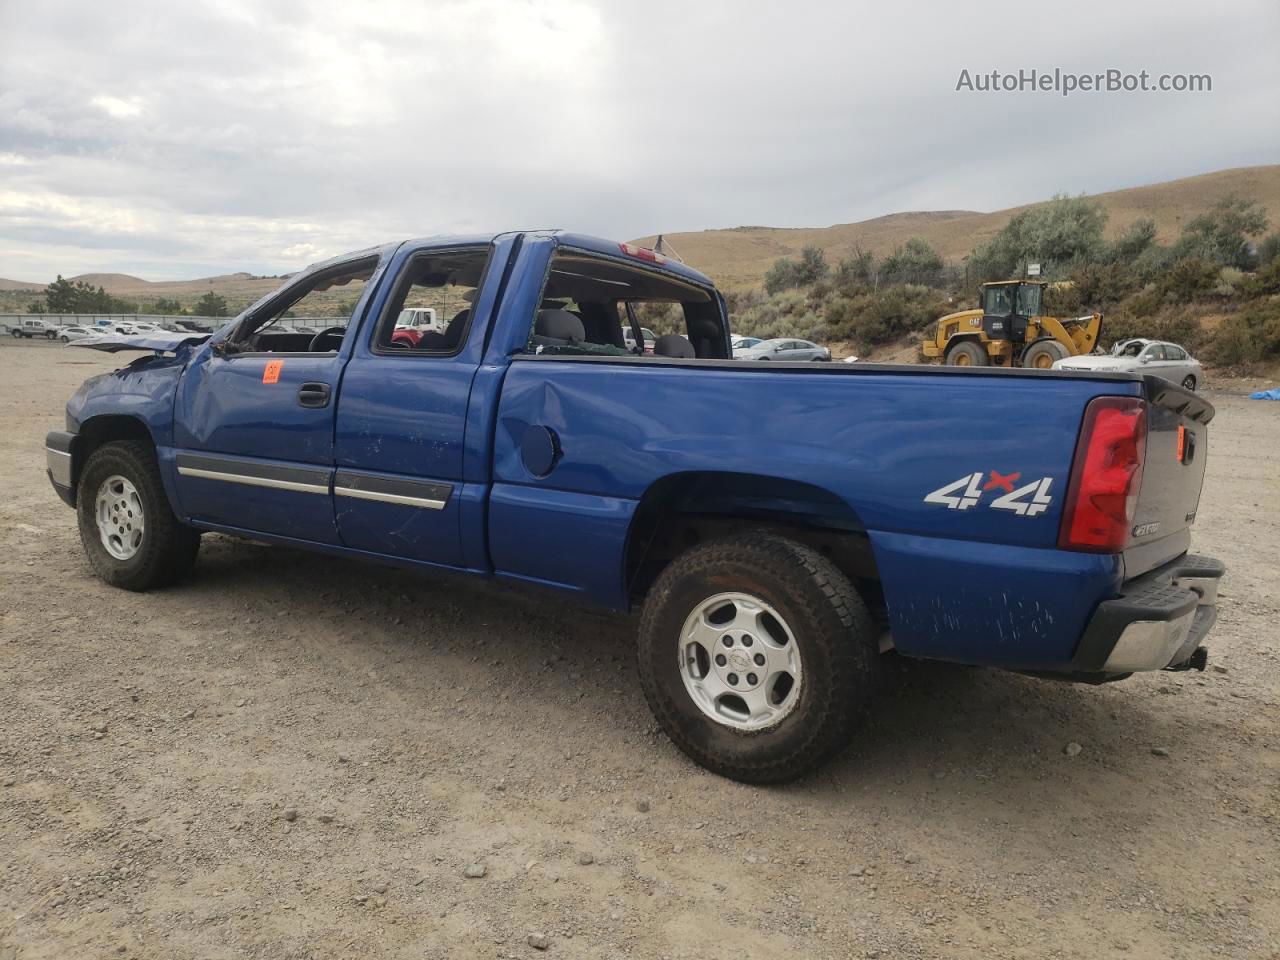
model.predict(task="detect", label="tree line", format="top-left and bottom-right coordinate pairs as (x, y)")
top-left (27, 277), bottom-right (230, 318)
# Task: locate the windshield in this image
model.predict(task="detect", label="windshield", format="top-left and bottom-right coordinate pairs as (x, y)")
top-left (982, 285), bottom-right (1013, 316)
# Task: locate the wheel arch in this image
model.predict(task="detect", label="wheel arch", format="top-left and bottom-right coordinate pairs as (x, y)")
top-left (623, 470), bottom-right (884, 613)
top-left (68, 415), bottom-right (157, 503)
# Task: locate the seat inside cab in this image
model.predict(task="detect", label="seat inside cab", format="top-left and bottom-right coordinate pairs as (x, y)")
top-left (527, 252), bottom-right (728, 360)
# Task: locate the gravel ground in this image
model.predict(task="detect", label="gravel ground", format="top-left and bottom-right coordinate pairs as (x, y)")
top-left (1, 340), bottom-right (1277, 960)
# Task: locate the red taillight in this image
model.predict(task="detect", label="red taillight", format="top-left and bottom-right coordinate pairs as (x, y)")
top-left (1058, 397), bottom-right (1147, 553)
top-left (619, 242), bottom-right (666, 265)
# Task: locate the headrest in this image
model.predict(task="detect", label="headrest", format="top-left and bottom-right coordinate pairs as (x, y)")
top-left (535, 309), bottom-right (585, 343)
top-left (654, 334), bottom-right (695, 358)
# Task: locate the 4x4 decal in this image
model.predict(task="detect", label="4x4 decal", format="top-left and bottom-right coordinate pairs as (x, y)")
top-left (925, 470), bottom-right (1054, 517)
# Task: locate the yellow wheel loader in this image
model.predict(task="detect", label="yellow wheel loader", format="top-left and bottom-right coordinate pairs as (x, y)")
top-left (921, 280), bottom-right (1102, 368)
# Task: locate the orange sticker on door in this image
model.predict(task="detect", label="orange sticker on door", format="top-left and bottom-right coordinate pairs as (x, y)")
top-left (262, 360), bottom-right (283, 384)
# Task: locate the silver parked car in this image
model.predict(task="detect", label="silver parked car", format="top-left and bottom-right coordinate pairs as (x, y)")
top-left (736, 338), bottom-right (831, 362)
top-left (1053, 338), bottom-right (1204, 391)
top-left (57, 325), bottom-right (96, 342)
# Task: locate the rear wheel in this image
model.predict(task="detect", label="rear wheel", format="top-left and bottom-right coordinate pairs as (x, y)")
top-left (945, 341), bottom-right (987, 366)
top-left (1022, 339), bottom-right (1069, 369)
top-left (77, 441), bottom-right (201, 590)
top-left (637, 532), bottom-right (878, 783)
top-left (1181, 375), bottom-right (1197, 391)
top-left (46, 330), bottom-right (56, 340)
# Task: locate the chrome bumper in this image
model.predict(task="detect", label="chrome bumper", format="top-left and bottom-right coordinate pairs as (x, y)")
top-left (45, 430), bottom-right (76, 506)
top-left (1074, 554), bottom-right (1225, 675)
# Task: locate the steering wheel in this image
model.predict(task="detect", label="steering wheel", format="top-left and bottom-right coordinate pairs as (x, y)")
top-left (308, 326), bottom-right (347, 352)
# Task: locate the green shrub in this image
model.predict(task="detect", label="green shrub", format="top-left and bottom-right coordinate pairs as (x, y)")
top-left (1242, 257), bottom-right (1280, 298)
top-left (1206, 297), bottom-right (1280, 367)
top-left (764, 246), bottom-right (830, 295)
top-left (1171, 194), bottom-right (1269, 269)
top-left (969, 194), bottom-right (1108, 281)
top-left (1103, 308), bottom-right (1205, 353)
top-left (1159, 258), bottom-right (1220, 303)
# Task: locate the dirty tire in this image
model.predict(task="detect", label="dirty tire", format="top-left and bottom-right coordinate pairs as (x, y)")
top-left (945, 341), bottom-right (987, 366)
top-left (77, 440), bottom-right (200, 591)
top-left (637, 532), bottom-right (877, 783)
top-left (1022, 339), bottom-right (1069, 370)
top-left (1181, 375), bottom-right (1197, 391)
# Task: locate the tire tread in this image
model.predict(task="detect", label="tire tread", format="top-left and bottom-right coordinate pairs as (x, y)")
top-left (637, 531), bottom-right (876, 783)
top-left (77, 440), bottom-right (199, 591)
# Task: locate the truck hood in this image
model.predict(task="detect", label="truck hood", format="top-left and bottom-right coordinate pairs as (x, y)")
top-left (71, 332), bottom-right (210, 353)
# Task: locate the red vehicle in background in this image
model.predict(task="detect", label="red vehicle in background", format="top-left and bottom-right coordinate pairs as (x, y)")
top-left (389, 307), bottom-right (442, 348)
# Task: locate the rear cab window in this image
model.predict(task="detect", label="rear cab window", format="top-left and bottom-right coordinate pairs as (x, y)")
top-left (524, 248), bottom-right (728, 360)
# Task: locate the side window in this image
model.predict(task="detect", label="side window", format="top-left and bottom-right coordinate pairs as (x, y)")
top-left (373, 247), bottom-right (490, 355)
top-left (229, 258), bottom-right (376, 354)
top-left (1166, 345), bottom-right (1187, 360)
top-left (1015, 284), bottom-right (1041, 317)
top-left (1143, 345), bottom-right (1166, 361)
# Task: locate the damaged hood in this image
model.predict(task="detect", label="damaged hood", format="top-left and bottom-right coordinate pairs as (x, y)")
top-left (71, 332), bottom-right (211, 353)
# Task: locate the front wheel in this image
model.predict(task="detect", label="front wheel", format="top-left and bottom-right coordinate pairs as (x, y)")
top-left (945, 341), bottom-right (987, 366)
top-left (76, 441), bottom-right (201, 590)
top-left (10, 329), bottom-right (20, 338)
top-left (637, 532), bottom-right (878, 783)
top-left (46, 330), bottom-right (57, 340)
top-left (1181, 375), bottom-right (1197, 391)
top-left (1022, 339), bottom-right (1069, 370)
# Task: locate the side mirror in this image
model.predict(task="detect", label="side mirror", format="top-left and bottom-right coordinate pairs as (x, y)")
top-left (1139, 355), bottom-right (1151, 364)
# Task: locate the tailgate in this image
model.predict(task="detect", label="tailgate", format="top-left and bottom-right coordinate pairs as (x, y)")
top-left (1124, 377), bottom-right (1214, 577)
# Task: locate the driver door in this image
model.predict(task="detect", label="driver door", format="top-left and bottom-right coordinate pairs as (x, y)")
top-left (171, 252), bottom-right (386, 544)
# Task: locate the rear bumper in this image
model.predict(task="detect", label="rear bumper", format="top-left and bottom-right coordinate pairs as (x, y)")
top-left (46, 430), bottom-right (76, 507)
top-left (1071, 554), bottom-right (1224, 676)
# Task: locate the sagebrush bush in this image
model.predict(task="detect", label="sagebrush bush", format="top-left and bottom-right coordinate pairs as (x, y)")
top-left (1103, 308), bottom-right (1206, 353)
top-left (1205, 297), bottom-right (1280, 367)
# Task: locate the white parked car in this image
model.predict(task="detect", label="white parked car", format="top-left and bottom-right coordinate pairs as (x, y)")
top-left (623, 325), bottom-right (657, 354)
top-left (57, 325), bottom-right (96, 342)
top-left (1053, 338), bottom-right (1205, 391)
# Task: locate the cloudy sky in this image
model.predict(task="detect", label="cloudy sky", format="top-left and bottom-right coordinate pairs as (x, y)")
top-left (1, 0), bottom-right (1277, 280)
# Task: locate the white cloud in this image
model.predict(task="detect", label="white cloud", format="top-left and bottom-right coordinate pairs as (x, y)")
top-left (0, 0), bottom-right (1276, 280)
top-left (90, 94), bottom-right (143, 119)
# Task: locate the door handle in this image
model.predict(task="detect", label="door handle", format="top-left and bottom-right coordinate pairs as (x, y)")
top-left (298, 382), bottom-right (331, 408)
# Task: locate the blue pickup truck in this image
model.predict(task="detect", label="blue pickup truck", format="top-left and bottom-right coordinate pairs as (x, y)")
top-left (46, 231), bottom-right (1224, 782)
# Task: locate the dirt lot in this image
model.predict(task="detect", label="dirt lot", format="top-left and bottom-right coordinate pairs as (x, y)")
top-left (1, 339), bottom-right (1277, 960)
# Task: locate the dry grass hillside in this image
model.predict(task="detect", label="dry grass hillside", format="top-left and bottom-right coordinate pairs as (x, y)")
top-left (4, 164), bottom-right (1279, 307)
top-left (636, 164), bottom-right (1280, 290)
top-left (0, 271), bottom-right (286, 310)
